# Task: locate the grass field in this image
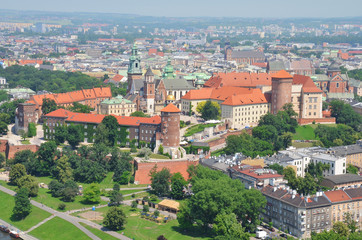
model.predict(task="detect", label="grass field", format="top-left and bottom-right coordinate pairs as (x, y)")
top-left (33, 188), bottom-right (107, 211)
top-left (0, 191), bottom-right (51, 231)
top-left (80, 223), bottom-right (120, 240)
top-left (184, 123), bottom-right (217, 137)
top-left (119, 189), bottom-right (146, 195)
top-left (74, 205), bottom-right (212, 240)
top-left (149, 153), bottom-right (171, 159)
top-left (292, 142), bottom-right (314, 149)
top-left (293, 125), bottom-right (317, 140)
top-left (29, 217), bottom-right (91, 240)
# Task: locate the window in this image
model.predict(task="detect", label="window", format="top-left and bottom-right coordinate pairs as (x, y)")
top-left (336, 83), bottom-right (339, 88)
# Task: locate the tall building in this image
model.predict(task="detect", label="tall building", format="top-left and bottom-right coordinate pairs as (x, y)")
top-left (156, 103), bottom-right (185, 159)
top-left (143, 67), bottom-right (155, 114)
top-left (271, 70), bottom-right (293, 114)
top-left (127, 43), bottom-right (143, 93)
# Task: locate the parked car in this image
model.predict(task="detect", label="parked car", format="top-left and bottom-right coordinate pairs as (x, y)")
top-left (280, 233), bottom-right (288, 238)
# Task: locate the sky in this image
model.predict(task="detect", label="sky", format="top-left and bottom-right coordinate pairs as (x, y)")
top-left (1, 0), bottom-right (362, 18)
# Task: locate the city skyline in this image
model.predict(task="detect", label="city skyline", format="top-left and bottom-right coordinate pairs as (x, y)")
top-left (1, 0), bottom-right (362, 18)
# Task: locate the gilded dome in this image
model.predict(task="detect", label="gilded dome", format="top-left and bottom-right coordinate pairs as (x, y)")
top-left (166, 94), bottom-right (176, 101)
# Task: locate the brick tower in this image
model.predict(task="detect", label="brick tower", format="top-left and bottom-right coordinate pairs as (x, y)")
top-left (156, 103), bottom-right (185, 159)
top-left (271, 70), bottom-right (293, 114)
top-left (144, 67), bottom-right (155, 114)
top-left (15, 103), bottom-right (39, 134)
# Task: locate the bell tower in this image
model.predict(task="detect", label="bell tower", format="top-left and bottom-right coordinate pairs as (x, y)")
top-left (144, 67), bottom-right (155, 114)
top-left (127, 43), bottom-right (143, 94)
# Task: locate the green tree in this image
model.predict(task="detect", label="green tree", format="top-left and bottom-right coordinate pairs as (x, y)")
top-left (0, 121), bottom-right (8, 135)
top-left (67, 102), bottom-right (93, 113)
top-left (18, 129), bottom-right (27, 141)
top-left (9, 163), bottom-right (27, 186)
top-left (94, 123), bottom-right (110, 146)
top-left (332, 221), bottom-right (349, 237)
top-left (150, 168), bottom-right (172, 196)
top-left (197, 100), bottom-right (220, 120)
top-left (18, 175), bottom-right (39, 197)
top-left (171, 172), bottom-right (187, 200)
top-left (143, 205), bottom-right (149, 212)
top-left (66, 124), bottom-right (83, 148)
top-left (54, 124), bottom-right (67, 145)
top-left (158, 144), bottom-right (164, 155)
top-left (330, 100), bottom-right (362, 131)
top-left (213, 212), bottom-right (249, 240)
top-left (48, 180), bottom-right (64, 198)
top-left (131, 200), bottom-right (138, 209)
top-left (268, 163), bottom-right (284, 175)
top-left (103, 207), bottom-right (127, 231)
top-left (83, 183), bottom-right (101, 203)
top-left (346, 164), bottom-right (359, 174)
top-left (113, 183), bottom-right (120, 192)
top-left (343, 212), bottom-right (358, 233)
top-left (130, 111), bottom-right (150, 117)
top-left (36, 141), bottom-right (57, 176)
top-left (61, 180), bottom-right (78, 202)
top-left (109, 190), bottom-right (123, 206)
top-left (178, 166), bottom-right (266, 232)
top-left (42, 98), bottom-right (57, 115)
top-left (27, 123), bottom-right (37, 137)
top-left (54, 155), bottom-right (73, 183)
top-left (12, 188), bottom-right (32, 220)
top-left (101, 115), bottom-right (119, 146)
top-left (0, 153), bottom-right (5, 168)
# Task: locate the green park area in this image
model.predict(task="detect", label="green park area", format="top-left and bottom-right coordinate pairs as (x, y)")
top-left (184, 123), bottom-right (217, 137)
top-left (29, 217), bottom-right (90, 240)
top-left (74, 205), bottom-right (211, 240)
top-left (0, 190), bottom-right (51, 231)
top-left (80, 223), bottom-right (119, 240)
top-left (292, 125), bottom-right (317, 140)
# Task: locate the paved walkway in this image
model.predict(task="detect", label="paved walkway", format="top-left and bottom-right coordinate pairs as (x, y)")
top-left (0, 185), bottom-right (131, 240)
top-left (24, 215), bottom-right (55, 233)
top-left (0, 218), bottom-right (38, 240)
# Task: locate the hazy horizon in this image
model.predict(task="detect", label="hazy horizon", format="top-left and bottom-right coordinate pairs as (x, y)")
top-left (1, 0), bottom-right (362, 18)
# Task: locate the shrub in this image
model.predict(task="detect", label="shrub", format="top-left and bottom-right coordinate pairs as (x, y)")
top-left (58, 203), bottom-right (66, 210)
top-left (143, 205), bottom-right (149, 213)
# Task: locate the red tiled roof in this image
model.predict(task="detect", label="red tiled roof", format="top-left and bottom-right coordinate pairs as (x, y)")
top-left (221, 89), bottom-right (268, 106)
top-left (161, 103), bottom-right (181, 113)
top-left (112, 74), bottom-right (124, 82)
top-left (19, 59), bottom-right (43, 65)
top-left (272, 70), bottom-right (293, 79)
top-left (324, 190), bottom-right (351, 203)
top-left (204, 72), bottom-right (272, 88)
top-left (29, 87), bottom-right (112, 106)
top-left (182, 87), bottom-right (269, 106)
top-left (45, 110), bottom-right (161, 126)
top-left (252, 62), bottom-right (268, 68)
top-left (292, 75), bottom-right (323, 93)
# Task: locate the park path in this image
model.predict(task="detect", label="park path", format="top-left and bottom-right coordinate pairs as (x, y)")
top-left (0, 185), bottom-right (131, 240)
top-left (0, 218), bottom-right (38, 240)
top-left (24, 215), bottom-right (55, 233)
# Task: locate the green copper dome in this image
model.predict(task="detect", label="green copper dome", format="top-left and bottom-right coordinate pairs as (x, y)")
top-left (162, 58), bottom-right (176, 79)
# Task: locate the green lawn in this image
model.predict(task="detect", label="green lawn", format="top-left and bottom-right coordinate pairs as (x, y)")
top-left (80, 223), bottom-right (120, 240)
top-left (309, 123), bottom-right (337, 129)
top-left (74, 205), bottom-right (212, 240)
top-left (21, 140), bottom-right (30, 144)
top-left (292, 142), bottom-right (314, 149)
top-left (33, 188), bottom-right (107, 212)
top-left (119, 189), bottom-right (146, 195)
top-left (29, 217), bottom-right (91, 240)
top-left (293, 125), bottom-right (317, 140)
top-left (34, 174), bottom-right (147, 190)
top-left (0, 191), bottom-right (51, 231)
top-left (149, 153), bottom-right (171, 159)
top-left (184, 123), bottom-right (217, 137)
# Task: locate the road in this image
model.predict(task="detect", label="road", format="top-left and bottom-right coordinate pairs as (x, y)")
top-left (0, 185), bottom-right (131, 240)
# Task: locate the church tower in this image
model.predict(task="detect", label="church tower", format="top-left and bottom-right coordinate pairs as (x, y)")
top-left (144, 67), bottom-right (155, 114)
top-left (127, 43), bottom-right (143, 94)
